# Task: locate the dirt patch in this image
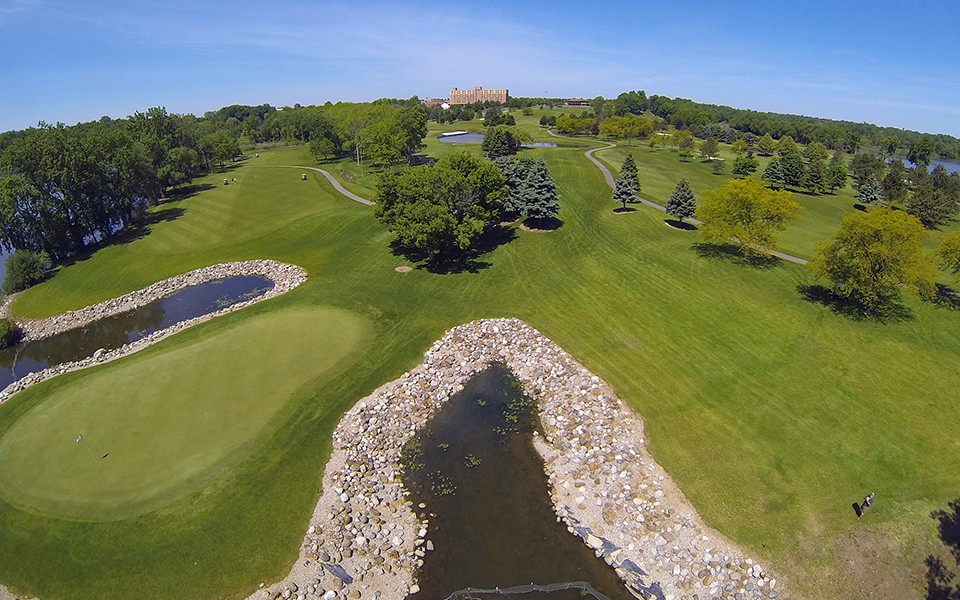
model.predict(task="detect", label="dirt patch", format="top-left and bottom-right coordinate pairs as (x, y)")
top-left (394, 266), bottom-right (413, 273)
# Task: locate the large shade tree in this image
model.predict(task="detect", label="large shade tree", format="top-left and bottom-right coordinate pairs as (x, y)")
top-left (694, 177), bottom-right (801, 255)
top-left (810, 207), bottom-right (936, 309)
top-left (374, 151), bottom-right (507, 260)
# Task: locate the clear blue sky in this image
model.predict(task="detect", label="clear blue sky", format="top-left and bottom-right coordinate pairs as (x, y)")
top-left (2, 0), bottom-right (960, 136)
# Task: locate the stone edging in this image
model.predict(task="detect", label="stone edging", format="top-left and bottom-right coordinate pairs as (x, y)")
top-left (255, 318), bottom-right (782, 600)
top-left (0, 260), bottom-right (307, 405)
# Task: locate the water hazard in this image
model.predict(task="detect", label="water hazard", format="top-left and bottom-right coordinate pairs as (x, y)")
top-left (402, 365), bottom-right (634, 600)
top-left (438, 133), bottom-right (556, 147)
top-left (0, 275), bottom-right (274, 389)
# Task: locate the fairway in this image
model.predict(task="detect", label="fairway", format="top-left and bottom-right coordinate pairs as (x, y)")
top-left (0, 305), bottom-right (371, 521)
top-left (0, 120), bottom-right (958, 600)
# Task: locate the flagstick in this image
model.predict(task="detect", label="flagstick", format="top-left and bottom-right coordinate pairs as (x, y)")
top-left (84, 444), bottom-right (98, 463)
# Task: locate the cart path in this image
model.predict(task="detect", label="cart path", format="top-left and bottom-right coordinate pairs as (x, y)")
top-left (575, 134), bottom-right (809, 265)
top-left (290, 165), bottom-right (374, 205)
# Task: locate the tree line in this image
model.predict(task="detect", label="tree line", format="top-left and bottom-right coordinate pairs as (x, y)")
top-left (0, 100), bottom-right (428, 263)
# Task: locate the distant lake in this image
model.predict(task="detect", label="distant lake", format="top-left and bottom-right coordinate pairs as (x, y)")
top-left (893, 157), bottom-right (960, 174)
top-left (438, 133), bottom-right (556, 147)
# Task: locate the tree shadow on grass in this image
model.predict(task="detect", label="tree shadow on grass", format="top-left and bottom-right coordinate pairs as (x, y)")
top-left (932, 284), bottom-right (960, 311)
top-left (613, 207), bottom-right (637, 214)
top-left (57, 206), bottom-right (186, 270)
top-left (164, 183), bottom-right (215, 202)
top-left (664, 219), bottom-right (696, 231)
top-left (692, 242), bottom-right (780, 270)
top-left (796, 284), bottom-right (914, 323)
top-left (389, 225), bottom-right (518, 274)
top-left (925, 499), bottom-right (960, 600)
top-left (521, 216), bottom-right (563, 232)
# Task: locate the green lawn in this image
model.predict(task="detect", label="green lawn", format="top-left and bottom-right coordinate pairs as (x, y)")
top-left (1, 123), bottom-right (959, 600)
top-left (0, 305), bottom-right (370, 521)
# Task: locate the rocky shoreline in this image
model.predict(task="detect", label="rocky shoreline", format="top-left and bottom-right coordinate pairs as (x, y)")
top-left (256, 318), bottom-right (782, 600)
top-left (0, 259), bottom-right (307, 405)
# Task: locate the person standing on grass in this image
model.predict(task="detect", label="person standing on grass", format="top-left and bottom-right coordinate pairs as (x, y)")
top-left (859, 493), bottom-right (875, 519)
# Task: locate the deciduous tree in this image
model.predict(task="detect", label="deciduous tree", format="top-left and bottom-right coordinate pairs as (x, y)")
top-left (810, 207), bottom-right (935, 308)
top-left (936, 229), bottom-right (960, 281)
top-left (694, 177), bottom-right (801, 254)
top-left (2, 249), bottom-right (50, 295)
top-left (374, 151), bottom-right (507, 259)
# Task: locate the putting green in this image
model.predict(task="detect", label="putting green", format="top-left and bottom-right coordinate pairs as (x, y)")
top-left (0, 305), bottom-right (371, 521)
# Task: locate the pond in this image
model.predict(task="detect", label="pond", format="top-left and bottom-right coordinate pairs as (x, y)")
top-left (0, 275), bottom-right (274, 389)
top-left (891, 157), bottom-right (960, 174)
top-left (438, 133), bottom-right (556, 148)
top-left (402, 364), bottom-right (634, 600)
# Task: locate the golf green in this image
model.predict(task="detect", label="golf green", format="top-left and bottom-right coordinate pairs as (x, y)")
top-left (0, 304), bottom-right (371, 521)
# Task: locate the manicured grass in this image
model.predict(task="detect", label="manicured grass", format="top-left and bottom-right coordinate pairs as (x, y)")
top-left (1, 127), bottom-right (958, 600)
top-left (0, 305), bottom-right (370, 520)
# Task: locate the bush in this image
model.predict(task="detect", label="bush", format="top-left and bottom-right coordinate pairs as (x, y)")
top-left (0, 318), bottom-right (22, 349)
top-left (2, 250), bottom-right (50, 295)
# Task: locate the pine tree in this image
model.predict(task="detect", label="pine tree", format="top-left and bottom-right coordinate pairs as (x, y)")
top-left (805, 159), bottom-right (827, 194)
top-left (520, 159), bottom-right (559, 223)
top-left (666, 179), bottom-right (696, 223)
top-left (857, 174), bottom-right (883, 205)
top-left (613, 154), bottom-right (640, 210)
top-left (762, 157), bottom-right (785, 188)
top-left (732, 154), bottom-right (759, 178)
top-left (620, 153), bottom-right (639, 189)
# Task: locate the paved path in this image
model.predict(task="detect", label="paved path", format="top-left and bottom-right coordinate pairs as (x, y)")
top-left (572, 133), bottom-right (809, 265)
top-left (290, 165), bottom-right (374, 206)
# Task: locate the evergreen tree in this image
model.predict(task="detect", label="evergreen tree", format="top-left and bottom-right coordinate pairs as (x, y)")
top-left (665, 179), bottom-right (696, 223)
top-left (827, 151), bottom-right (848, 193)
top-left (779, 152), bottom-right (806, 188)
top-left (613, 155), bottom-right (640, 209)
top-left (700, 137), bottom-right (720, 159)
top-left (881, 161), bottom-right (908, 205)
top-left (495, 157), bottom-right (559, 223)
top-left (805, 159), bottom-right (827, 195)
top-left (857, 174), bottom-right (883, 205)
top-left (907, 178), bottom-right (953, 228)
top-left (762, 157), bottom-right (785, 188)
top-left (620, 153), bottom-right (639, 189)
top-left (757, 133), bottom-right (778, 156)
top-left (731, 154), bottom-right (759, 178)
top-left (519, 159), bottom-right (560, 223)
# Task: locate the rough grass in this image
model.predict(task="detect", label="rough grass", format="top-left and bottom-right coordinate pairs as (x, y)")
top-left (1, 120), bottom-right (958, 600)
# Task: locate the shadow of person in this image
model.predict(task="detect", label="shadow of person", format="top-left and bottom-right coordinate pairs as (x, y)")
top-left (853, 502), bottom-right (863, 519)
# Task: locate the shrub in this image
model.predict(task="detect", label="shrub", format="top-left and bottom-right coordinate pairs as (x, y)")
top-left (0, 318), bottom-right (22, 349)
top-left (2, 250), bottom-right (50, 295)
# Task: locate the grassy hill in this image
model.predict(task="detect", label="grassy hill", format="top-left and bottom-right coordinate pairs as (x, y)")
top-left (1, 114), bottom-right (958, 600)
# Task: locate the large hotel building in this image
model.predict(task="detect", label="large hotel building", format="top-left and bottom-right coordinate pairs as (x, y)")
top-left (448, 86), bottom-right (509, 105)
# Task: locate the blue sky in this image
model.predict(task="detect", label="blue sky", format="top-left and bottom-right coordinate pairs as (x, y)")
top-left (2, 0), bottom-right (960, 136)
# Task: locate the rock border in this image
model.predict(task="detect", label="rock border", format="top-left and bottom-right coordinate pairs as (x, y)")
top-left (255, 318), bottom-right (782, 600)
top-left (0, 260), bottom-right (307, 405)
